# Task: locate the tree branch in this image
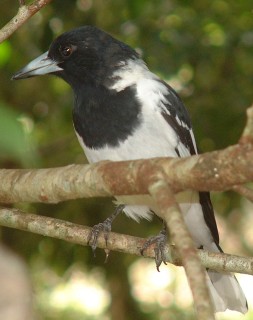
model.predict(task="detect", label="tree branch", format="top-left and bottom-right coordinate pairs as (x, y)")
top-left (1, 207), bottom-right (252, 275)
top-left (0, 140), bottom-right (252, 204)
top-left (0, 0), bottom-right (53, 44)
top-left (0, 105), bottom-right (252, 204)
top-left (148, 176), bottom-right (214, 319)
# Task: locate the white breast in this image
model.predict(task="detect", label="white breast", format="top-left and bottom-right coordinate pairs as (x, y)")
top-left (78, 112), bottom-right (180, 163)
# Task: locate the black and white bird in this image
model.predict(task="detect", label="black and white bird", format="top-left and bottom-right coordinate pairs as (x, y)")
top-left (13, 26), bottom-right (247, 313)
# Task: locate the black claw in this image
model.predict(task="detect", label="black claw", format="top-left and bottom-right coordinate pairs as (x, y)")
top-left (140, 227), bottom-right (167, 271)
top-left (88, 205), bottom-right (125, 256)
top-left (104, 248), bottom-right (110, 263)
top-left (88, 221), bottom-right (111, 255)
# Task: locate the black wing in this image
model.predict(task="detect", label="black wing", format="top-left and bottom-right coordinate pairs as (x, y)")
top-left (159, 80), bottom-right (219, 245)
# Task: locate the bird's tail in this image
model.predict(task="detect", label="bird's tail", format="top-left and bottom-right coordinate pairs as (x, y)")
top-left (206, 270), bottom-right (248, 313)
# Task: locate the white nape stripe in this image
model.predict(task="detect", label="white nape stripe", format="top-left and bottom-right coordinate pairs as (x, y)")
top-left (110, 59), bottom-right (193, 136)
top-left (110, 58), bottom-right (161, 92)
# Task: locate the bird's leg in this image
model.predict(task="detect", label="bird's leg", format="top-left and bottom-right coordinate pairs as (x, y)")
top-left (88, 204), bottom-right (125, 257)
top-left (140, 222), bottom-right (167, 272)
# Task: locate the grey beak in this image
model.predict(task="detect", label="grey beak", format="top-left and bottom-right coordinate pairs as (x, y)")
top-left (12, 51), bottom-right (63, 80)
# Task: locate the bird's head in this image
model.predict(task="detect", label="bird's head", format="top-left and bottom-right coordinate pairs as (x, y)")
top-left (12, 26), bottom-right (139, 89)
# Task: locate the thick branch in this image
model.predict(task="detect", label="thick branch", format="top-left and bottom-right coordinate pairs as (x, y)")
top-left (1, 207), bottom-right (251, 274)
top-left (0, 104), bottom-right (253, 204)
top-left (0, 140), bottom-right (253, 204)
top-left (0, 0), bottom-right (53, 43)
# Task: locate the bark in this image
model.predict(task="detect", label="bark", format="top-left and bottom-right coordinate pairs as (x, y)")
top-left (0, 142), bottom-right (252, 204)
top-left (1, 207), bottom-right (252, 275)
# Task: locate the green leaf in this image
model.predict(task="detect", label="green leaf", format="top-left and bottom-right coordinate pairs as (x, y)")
top-left (0, 103), bottom-right (38, 166)
top-left (0, 41), bottom-right (12, 67)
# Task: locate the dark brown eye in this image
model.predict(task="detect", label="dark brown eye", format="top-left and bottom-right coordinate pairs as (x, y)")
top-left (60, 46), bottom-right (73, 57)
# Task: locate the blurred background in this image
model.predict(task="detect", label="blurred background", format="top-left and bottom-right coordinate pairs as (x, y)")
top-left (1, 0), bottom-right (253, 319)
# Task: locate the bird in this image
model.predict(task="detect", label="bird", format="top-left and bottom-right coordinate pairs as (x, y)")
top-left (12, 25), bottom-right (247, 313)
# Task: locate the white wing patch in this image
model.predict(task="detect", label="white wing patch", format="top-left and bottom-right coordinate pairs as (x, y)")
top-left (190, 128), bottom-right (198, 154)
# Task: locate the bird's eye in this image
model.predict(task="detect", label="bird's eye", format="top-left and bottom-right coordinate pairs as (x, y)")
top-left (60, 46), bottom-right (73, 57)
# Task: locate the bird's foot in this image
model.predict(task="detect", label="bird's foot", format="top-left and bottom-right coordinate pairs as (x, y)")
top-left (88, 205), bottom-right (125, 258)
top-left (88, 219), bottom-right (111, 256)
top-left (140, 227), bottom-right (167, 271)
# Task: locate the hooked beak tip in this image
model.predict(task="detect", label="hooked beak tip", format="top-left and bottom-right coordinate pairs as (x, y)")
top-left (12, 51), bottom-right (63, 81)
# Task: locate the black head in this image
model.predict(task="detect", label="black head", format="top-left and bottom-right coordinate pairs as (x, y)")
top-left (12, 26), bottom-right (139, 90)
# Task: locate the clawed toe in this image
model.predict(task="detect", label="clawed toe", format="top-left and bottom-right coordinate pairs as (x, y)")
top-left (87, 205), bottom-right (125, 257)
top-left (88, 220), bottom-right (112, 256)
top-left (141, 228), bottom-right (167, 271)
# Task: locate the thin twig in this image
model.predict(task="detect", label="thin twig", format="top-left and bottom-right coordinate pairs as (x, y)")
top-left (233, 185), bottom-right (253, 202)
top-left (0, 0), bottom-right (53, 44)
top-left (0, 207), bottom-right (252, 275)
top-left (240, 104), bottom-right (253, 144)
top-left (19, 0), bottom-right (26, 6)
